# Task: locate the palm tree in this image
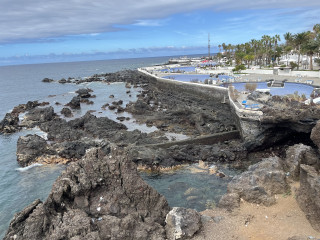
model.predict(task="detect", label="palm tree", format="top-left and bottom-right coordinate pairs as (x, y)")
top-left (284, 32), bottom-right (293, 46)
top-left (313, 24), bottom-right (320, 34)
top-left (293, 32), bottom-right (309, 70)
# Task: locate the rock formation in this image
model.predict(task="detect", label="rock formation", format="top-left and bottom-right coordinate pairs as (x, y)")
top-left (165, 207), bottom-right (201, 240)
top-left (4, 147), bottom-right (170, 240)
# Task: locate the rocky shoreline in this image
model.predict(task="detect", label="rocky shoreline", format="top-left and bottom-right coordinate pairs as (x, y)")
top-left (1, 70), bottom-right (320, 239)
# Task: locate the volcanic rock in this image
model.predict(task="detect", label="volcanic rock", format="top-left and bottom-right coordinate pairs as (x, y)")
top-left (76, 88), bottom-right (92, 98)
top-left (66, 96), bottom-right (81, 109)
top-left (224, 156), bottom-right (289, 207)
top-left (165, 207), bottom-right (201, 240)
top-left (20, 106), bottom-right (55, 128)
top-left (16, 134), bottom-right (52, 167)
top-left (296, 164), bottom-right (320, 232)
top-left (0, 112), bottom-right (20, 134)
top-left (4, 147), bottom-right (170, 240)
top-left (60, 107), bottom-right (73, 117)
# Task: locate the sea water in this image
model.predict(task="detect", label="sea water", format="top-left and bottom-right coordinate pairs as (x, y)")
top-left (0, 57), bottom-right (169, 237)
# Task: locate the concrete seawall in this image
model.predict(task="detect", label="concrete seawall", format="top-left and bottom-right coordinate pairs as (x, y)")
top-left (139, 68), bottom-right (228, 101)
top-left (148, 130), bottom-right (240, 149)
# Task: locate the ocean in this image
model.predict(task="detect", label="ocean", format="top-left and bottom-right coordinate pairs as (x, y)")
top-left (0, 56), bottom-right (170, 238)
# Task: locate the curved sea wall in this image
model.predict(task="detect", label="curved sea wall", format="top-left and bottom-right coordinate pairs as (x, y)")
top-left (138, 68), bottom-right (228, 101)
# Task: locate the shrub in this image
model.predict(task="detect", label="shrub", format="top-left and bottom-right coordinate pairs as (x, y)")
top-left (245, 83), bottom-right (257, 92)
top-left (232, 64), bottom-right (246, 73)
top-left (289, 62), bottom-right (298, 70)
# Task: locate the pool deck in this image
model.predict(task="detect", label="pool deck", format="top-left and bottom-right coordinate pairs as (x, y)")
top-left (146, 65), bottom-right (320, 87)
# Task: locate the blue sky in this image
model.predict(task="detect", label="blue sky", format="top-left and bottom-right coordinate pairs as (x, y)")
top-left (1, 0), bottom-right (320, 65)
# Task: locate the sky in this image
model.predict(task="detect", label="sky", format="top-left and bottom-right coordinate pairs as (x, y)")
top-left (1, 0), bottom-right (320, 66)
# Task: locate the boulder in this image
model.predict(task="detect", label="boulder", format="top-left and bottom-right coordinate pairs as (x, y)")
top-left (284, 144), bottom-right (319, 180)
top-left (21, 106), bottom-right (55, 127)
top-left (165, 207), bottom-right (201, 240)
top-left (311, 121), bottom-right (320, 149)
top-left (60, 107), bottom-right (73, 117)
top-left (66, 96), bottom-right (81, 109)
top-left (296, 164), bottom-right (320, 232)
top-left (218, 193), bottom-right (240, 211)
top-left (16, 134), bottom-right (52, 166)
top-left (4, 147), bottom-right (170, 240)
top-left (42, 78), bottom-right (54, 83)
top-left (0, 112), bottom-right (20, 133)
top-left (76, 88), bottom-right (92, 98)
top-left (225, 156), bottom-right (289, 206)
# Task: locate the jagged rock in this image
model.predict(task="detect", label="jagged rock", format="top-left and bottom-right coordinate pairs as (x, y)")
top-left (126, 100), bottom-right (152, 114)
top-left (60, 107), bottom-right (73, 117)
top-left (0, 112), bottom-right (20, 133)
top-left (311, 120), bottom-right (320, 149)
top-left (4, 147), bottom-right (170, 240)
top-left (296, 164), bottom-right (320, 232)
top-left (40, 112), bottom-right (127, 142)
top-left (225, 156), bottom-right (289, 206)
top-left (42, 78), bottom-right (54, 83)
top-left (20, 106), bottom-right (55, 128)
top-left (58, 78), bottom-right (67, 84)
top-left (76, 88), bottom-right (92, 98)
top-left (16, 134), bottom-right (52, 167)
top-left (284, 144), bottom-right (319, 180)
top-left (165, 207), bottom-right (201, 240)
top-left (218, 193), bottom-right (240, 211)
top-left (66, 96), bottom-right (81, 109)
top-left (53, 139), bottom-right (110, 160)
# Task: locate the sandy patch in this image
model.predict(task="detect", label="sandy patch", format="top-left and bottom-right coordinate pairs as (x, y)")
top-left (192, 183), bottom-right (320, 240)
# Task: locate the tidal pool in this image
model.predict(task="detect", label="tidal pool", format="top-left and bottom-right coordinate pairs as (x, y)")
top-left (140, 163), bottom-right (242, 211)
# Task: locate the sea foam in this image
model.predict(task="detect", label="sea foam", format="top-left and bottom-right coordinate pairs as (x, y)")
top-left (16, 163), bottom-right (43, 172)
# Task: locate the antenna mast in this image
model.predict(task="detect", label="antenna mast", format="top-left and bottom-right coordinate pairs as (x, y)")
top-left (208, 33), bottom-right (211, 59)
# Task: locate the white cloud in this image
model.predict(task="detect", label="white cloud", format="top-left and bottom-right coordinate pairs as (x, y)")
top-left (1, 0), bottom-right (320, 43)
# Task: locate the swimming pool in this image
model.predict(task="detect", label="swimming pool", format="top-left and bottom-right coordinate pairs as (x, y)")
top-left (229, 82), bottom-right (314, 98)
top-left (160, 66), bottom-right (196, 73)
top-left (163, 74), bottom-right (234, 82)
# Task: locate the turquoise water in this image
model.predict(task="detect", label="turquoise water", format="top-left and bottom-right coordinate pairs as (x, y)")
top-left (230, 82), bottom-right (314, 98)
top-left (163, 74), bottom-right (234, 82)
top-left (160, 66), bottom-right (196, 73)
top-left (140, 164), bottom-right (241, 211)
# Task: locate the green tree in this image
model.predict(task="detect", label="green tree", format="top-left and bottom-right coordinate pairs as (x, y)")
top-left (244, 54), bottom-right (255, 68)
top-left (293, 32), bottom-right (309, 70)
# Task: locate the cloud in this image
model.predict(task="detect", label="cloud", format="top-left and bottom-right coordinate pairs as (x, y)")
top-left (1, 0), bottom-right (320, 43)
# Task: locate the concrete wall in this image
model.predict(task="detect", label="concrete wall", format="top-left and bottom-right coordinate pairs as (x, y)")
top-left (139, 68), bottom-right (229, 101)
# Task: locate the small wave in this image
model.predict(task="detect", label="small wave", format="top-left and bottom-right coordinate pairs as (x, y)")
top-left (16, 163), bottom-right (43, 172)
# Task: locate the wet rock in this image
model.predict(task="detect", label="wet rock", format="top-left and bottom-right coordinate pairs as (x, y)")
top-left (16, 134), bottom-right (52, 167)
top-left (40, 112), bottom-right (127, 142)
top-left (296, 164), bottom-right (320, 232)
top-left (66, 96), bottom-right (81, 109)
top-left (0, 112), bottom-right (20, 134)
top-left (112, 100), bottom-right (123, 105)
top-left (284, 144), bottom-right (319, 180)
top-left (116, 116), bottom-right (126, 122)
top-left (53, 139), bottom-right (110, 160)
top-left (4, 147), bottom-right (170, 240)
top-left (60, 107), bottom-right (73, 117)
top-left (21, 106), bottom-right (55, 128)
top-left (80, 98), bottom-right (94, 105)
top-left (165, 207), bottom-right (201, 240)
top-left (42, 77), bottom-right (54, 83)
top-left (58, 78), bottom-right (67, 84)
top-left (225, 156), bottom-right (289, 206)
top-left (76, 88), bottom-right (92, 98)
top-left (126, 100), bottom-right (152, 114)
